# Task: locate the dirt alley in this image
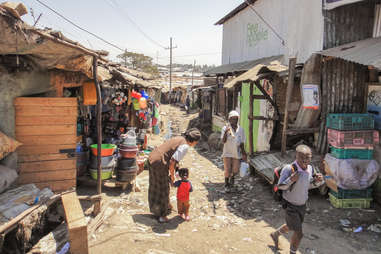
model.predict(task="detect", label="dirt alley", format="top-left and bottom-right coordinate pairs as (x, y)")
top-left (85, 105), bottom-right (381, 254)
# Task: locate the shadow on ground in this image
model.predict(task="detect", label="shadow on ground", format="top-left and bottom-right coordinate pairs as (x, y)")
top-left (132, 213), bottom-right (185, 234)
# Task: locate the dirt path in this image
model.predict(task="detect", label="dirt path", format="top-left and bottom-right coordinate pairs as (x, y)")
top-left (87, 105), bottom-right (381, 254)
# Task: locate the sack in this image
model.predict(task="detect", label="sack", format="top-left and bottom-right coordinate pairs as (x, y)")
top-left (239, 162), bottom-right (249, 177)
top-left (0, 165), bottom-right (18, 193)
top-left (272, 163), bottom-right (298, 202)
top-left (0, 131), bottom-right (22, 160)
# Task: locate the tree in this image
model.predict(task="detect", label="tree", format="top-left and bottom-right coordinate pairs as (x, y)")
top-left (117, 51), bottom-right (159, 76)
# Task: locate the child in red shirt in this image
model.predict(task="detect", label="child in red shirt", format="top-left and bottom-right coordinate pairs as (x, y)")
top-left (174, 168), bottom-right (193, 221)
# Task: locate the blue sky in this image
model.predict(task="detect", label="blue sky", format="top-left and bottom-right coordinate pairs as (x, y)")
top-left (20, 0), bottom-right (243, 65)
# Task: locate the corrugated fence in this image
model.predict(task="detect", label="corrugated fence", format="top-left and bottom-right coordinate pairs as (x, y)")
top-left (317, 57), bottom-right (369, 154)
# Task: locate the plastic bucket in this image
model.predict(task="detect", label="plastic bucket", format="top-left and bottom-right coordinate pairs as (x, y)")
top-left (90, 155), bottom-right (116, 169)
top-left (90, 144), bottom-right (117, 156)
top-left (89, 167), bottom-right (113, 180)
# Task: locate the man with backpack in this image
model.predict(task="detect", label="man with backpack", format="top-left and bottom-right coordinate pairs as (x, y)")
top-left (270, 145), bottom-right (323, 254)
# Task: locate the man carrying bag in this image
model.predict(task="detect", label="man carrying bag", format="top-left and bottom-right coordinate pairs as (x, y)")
top-left (270, 145), bottom-right (323, 254)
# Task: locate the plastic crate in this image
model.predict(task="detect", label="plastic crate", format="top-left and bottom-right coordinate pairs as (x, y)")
top-left (329, 147), bottom-right (373, 160)
top-left (330, 188), bottom-right (373, 199)
top-left (327, 129), bottom-right (379, 149)
top-left (329, 193), bottom-right (372, 208)
top-left (326, 114), bottom-right (374, 130)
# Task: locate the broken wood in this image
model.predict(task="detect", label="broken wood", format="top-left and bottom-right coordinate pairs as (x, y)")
top-left (254, 80), bottom-right (279, 117)
top-left (27, 223), bottom-right (69, 254)
top-left (0, 194), bottom-right (60, 235)
top-left (281, 58), bottom-right (297, 155)
top-left (61, 192), bottom-right (88, 254)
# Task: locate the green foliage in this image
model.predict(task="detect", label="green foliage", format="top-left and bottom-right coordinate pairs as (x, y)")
top-left (117, 51), bottom-right (159, 76)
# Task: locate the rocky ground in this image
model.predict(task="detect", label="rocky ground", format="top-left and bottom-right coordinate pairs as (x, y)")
top-left (80, 105), bottom-right (381, 254)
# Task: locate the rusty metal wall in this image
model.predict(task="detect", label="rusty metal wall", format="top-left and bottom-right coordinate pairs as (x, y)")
top-left (323, 0), bottom-right (381, 49)
top-left (317, 58), bottom-right (369, 154)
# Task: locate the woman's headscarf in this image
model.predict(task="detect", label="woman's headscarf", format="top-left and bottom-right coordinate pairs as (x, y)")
top-left (228, 110), bottom-right (240, 119)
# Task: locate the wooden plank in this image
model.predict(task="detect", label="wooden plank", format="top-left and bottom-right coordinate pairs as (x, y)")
top-left (19, 153), bottom-right (73, 162)
top-left (254, 80), bottom-right (279, 116)
top-left (18, 169), bottom-right (76, 183)
top-left (16, 125), bottom-right (76, 136)
top-left (15, 106), bottom-right (77, 117)
top-left (14, 97), bottom-right (77, 107)
top-left (0, 195), bottom-right (61, 234)
top-left (249, 82), bottom-right (254, 156)
top-left (61, 192), bottom-right (89, 254)
top-left (281, 58), bottom-right (297, 155)
top-left (285, 127), bottom-right (320, 135)
top-left (18, 159), bottom-right (76, 173)
top-left (18, 144), bottom-right (76, 155)
top-left (17, 135), bottom-right (77, 145)
top-left (253, 95), bottom-right (266, 100)
top-left (36, 179), bottom-right (76, 192)
top-left (16, 116), bottom-right (77, 126)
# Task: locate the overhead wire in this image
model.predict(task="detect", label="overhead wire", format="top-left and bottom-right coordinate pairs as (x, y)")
top-left (104, 0), bottom-right (167, 49)
top-left (34, 0), bottom-right (125, 52)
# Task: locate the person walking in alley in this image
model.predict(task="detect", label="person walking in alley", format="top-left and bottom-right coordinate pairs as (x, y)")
top-left (270, 145), bottom-right (323, 254)
top-left (147, 128), bottom-right (201, 223)
top-left (221, 110), bottom-right (247, 193)
top-left (174, 168), bottom-right (193, 221)
top-left (185, 96), bottom-right (190, 114)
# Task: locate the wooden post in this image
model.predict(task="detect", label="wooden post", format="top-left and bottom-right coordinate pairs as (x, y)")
top-left (249, 82), bottom-right (254, 156)
top-left (93, 56), bottom-right (102, 195)
top-left (62, 192), bottom-right (89, 254)
top-left (281, 58), bottom-right (297, 155)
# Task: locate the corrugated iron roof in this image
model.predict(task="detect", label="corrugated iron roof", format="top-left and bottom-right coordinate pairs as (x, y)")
top-left (224, 60), bottom-right (288, 88)
top-left (215, 0), bottom-right (257, 25)
top-left (320, 36), bottom-right (381, 69)
top-left (204, 55), bottom-right (283, 76)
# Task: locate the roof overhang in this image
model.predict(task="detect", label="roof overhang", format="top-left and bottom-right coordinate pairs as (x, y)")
top-left (320, 36), bottom-right (381, 69)
top-left (215, 0), bottom-right (257, 25)
top-left (224, 60), bottom-right (288, 89)
top-left (204, 55), bottom-right (283, 76)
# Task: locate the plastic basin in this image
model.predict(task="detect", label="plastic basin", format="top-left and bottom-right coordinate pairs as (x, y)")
top-left (90, 144), bottom-right (117, 156)
top-left (89, 168), bottom-right (113, 180)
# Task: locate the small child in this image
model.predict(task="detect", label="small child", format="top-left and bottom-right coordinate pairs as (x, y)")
top-left (173, 168), bottom-right (193, 221)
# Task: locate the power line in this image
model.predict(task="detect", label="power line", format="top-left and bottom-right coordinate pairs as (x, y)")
top-left (104, 0), bottom-right (167, 49)
top-left (244, 0), bottom-right (286, 46)
top-left (34, 0), bottom-right (125, 52)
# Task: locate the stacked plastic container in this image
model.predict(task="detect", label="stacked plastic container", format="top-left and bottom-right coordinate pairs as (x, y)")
top-left (117, 130), bottom-right (139, 182)
top-left (326, 113), bottom-right (379, 208)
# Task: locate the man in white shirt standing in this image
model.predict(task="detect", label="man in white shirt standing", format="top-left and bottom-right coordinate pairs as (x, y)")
top-left (221, 110), bottom-right (247, 193)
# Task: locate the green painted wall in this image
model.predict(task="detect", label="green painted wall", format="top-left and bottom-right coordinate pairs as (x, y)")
top-left (240, 82), bottom-right (261, 153)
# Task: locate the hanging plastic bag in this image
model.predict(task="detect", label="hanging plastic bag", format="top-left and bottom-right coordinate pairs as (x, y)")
top-left (240, 161), bottom-right (249, 177)
top-left (139, 97), bottom-right (147, 109)
top-left (132, 98), bottom-right (140, 110)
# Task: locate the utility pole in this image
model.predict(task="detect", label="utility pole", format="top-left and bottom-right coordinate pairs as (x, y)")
top-left (166, 37), bottom-right (177, 102)
top-left (156, 51), bottom-right (159, 67)
top-left (191, 59), bottom-right (196, 87)
top-left (124, 49), bottom-right (127, 67)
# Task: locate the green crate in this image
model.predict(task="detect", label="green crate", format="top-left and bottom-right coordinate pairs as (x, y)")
top-left (330, 188), bottom-right (373, 199)
top-left (330, 147), bottom-right (373, 160)
top-left (326, 113), bottom-right (374, 130)
top-left (329, 193), bottom-right (372, 209)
